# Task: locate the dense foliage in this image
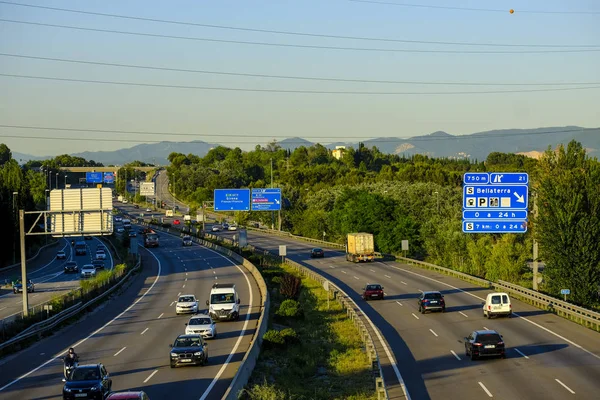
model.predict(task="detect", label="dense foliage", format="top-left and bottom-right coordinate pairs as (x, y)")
top-left (167, 140), bottom-right (600, 307)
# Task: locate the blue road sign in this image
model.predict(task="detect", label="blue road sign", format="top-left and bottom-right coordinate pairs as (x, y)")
top-left (251, 188), bottom-right (282, 211)
top-left (463, 210), bottom-right (528, 220)
top-left (489, 172), bottom-right (529, 185)
top-left (463, 185), bottom-right (528, 210)
top-left (214, 189), bottom-right (250, 211)
top-left (463, 173), bottom-right (490, 184)
top-left (103, 172), bottom-right (115, 184)
top-left (462, 220), bottom-right (527, 233)
top-left (560, 289), bottom-right (570, 295)
top-left (86, 172), bottom-right (103, 183)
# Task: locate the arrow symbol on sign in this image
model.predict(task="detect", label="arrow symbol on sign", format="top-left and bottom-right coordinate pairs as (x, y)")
top-left (514, 192), bottom-right (525, 203)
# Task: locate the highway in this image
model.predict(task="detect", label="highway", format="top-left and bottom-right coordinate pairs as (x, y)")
top-left (216, 228), bottom-right (600, 399)
top-left (0, 219), bottom-right (262, 399)
top-left (0, 237), bottom-right (114, 322)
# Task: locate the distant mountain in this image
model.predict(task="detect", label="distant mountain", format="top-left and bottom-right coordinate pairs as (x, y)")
top-left (12, 152), bottom-right (48, 164)
top-left (70, 140), bottom-right (217, 166)
top-left (277, 137), bottom-right (314, 151)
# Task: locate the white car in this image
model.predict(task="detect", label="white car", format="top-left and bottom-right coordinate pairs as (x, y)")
top-left (185, 314), bottom-right (217, 339)
top-left (146, 208), bottom-right (152, 212)
top-left (114, 216), bottom-right (122, 222)
top-left (228, 224), bottom-right (238, 231)
top-left (211, 225), bottom-right (222, 232)
top-left (122, 199), bottom-right (128, 204)
top-left (483, 292), bottom-right (512, 318)
top-left (176, 294), bottom-right (199, 315)
top-left (95, 250), bottom-right (106, 260)
top-left (80, 264), bottom-right (97, 279)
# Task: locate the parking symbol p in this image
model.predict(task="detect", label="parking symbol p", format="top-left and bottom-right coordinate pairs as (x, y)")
top-left (478, 198), bottom-right (488, 208)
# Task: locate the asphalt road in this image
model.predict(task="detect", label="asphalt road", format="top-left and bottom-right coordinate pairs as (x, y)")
top-left (216, 229), bottom-right (600, 400)
top-left (0, 222), bottom-right (262, 399)
top-left (0, 237), bottom-right (114, 322)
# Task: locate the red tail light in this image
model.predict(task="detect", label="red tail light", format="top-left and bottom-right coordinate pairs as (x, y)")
top-left (509, 304), bottom-right (512, 309)
top-left (473, 342), bottom-right (482, 347)
top-left (497, 342), bottom-right (504, 346)
top-left (488, 305), bottom-right (491, 310)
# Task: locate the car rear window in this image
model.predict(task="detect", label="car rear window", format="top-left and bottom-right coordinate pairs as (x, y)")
top-left (424, 293), bottom-right (442, 299)
top-left (366, 285), bottom-right (381, 290)
top-left (72, 367), bottom-right (99, 381)
top-left (476, 333), bottom-right (502, 344)
top-left (491, 295), bottom-right (502, 304)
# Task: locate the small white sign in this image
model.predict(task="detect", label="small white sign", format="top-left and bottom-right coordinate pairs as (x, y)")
top-left (140, 182), bottom-right (155, 196)
top-left (279, 245), bottom-right (287, 256)
top-left (401, 240), bottom-right (409, 251)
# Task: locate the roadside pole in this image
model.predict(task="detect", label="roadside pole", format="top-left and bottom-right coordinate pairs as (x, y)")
top-left (19, 210), bottom-right (29, 316)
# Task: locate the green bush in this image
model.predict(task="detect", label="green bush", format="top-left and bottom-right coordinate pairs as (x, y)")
top-left (271, 276), bottom-right (282, 285)
top-left (276, 299), bottom-right (301, 318)
top-left (279, 274), bottom-right (301, 298)
top-left (262, 329), bottom-right (285, 349)
top-left (279, 327), bottom-right (299, 345)
top-left (242, 381), bottom-right (289, 400)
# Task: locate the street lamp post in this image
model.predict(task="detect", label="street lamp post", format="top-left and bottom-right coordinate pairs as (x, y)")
top-left (55, 173), bottom-right (59, 189)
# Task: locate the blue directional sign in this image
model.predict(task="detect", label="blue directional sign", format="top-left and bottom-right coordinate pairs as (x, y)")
top-left (214, 189), bottom-right (250, 211)
top-left (251, 188), bottom-right (281, 211)
top-left (463, 210), bottom-right (528, 220)
top-left (489, 172), bottom-right (529, 185)
top-left (86, 172), bottom-right (103, 184)
top-left (560, 289), bottom-right (570, 295)
top-left (462, 172), bottom-right (529, 233)
top-left (462, 220), bottom-right (527, 233)
top-left (463, 185), bottom-right (528, 210)
top-left (103, 172), bottom-right (115, 184)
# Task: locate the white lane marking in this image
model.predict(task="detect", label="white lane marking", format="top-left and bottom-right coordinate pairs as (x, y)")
top-left (329, 265), bottom-right (335, 269)
top-left (214, 276), bottom-right (218, 280)
top-left (388, 263), bottom-right (600, 361)
top-left (401, 281), bottom-right (407, 285)
top-left (341, 270), bottom-right (347, 274)
top-left (353, 276), bottom-right (360, 280)
top-left (459, 311), bottom-right (469, 318)
top-left (177, 292), bottom-right (181, 297)
top-left (141, 328), bottom-right (149, 335)
top-left (514, 348), bottom-right (529, 359)
top-left (16, 300), bottom-right (22, 304)
top-left (555, 379), bottom-right (575, 394)
top-left (429, 329), bottom-right (438, 337)
top-left (451, 350), bottom-right (461, 360)
top-left (31, 294), bottom-right (39, 298)
top-left (385, 275), bottom-right (391, 278)
top-left (478, 382), bottom-right (493, 397)
top-left (213, 271), bottom-right (216, 274)
top-left (396, 301), bottom-right (402, 306)
top-left (158, 313), bottom-right (164, 319)
top-left (0, 247), bottom-right (162, 393)
top-left (370, 269), bottom-right (376, 272)
top-left (186, 272), bottom-right (188, 276)
top-left (412, 313), bottom-right (420, 320)
top-left (483, 326), bottom-right (489, 330)
top-left (114, 347), bottom-right (126, 357)
top-left (0, 307), bottom-right (6, 311)
top-left (169, 301), bottom-right (175, 307)
top-left (198, 246), bottom-right (255, 400)
top-left (185, 278), bottom-right (188, 281)
top-left (143, 370), bottom-right (158, 383)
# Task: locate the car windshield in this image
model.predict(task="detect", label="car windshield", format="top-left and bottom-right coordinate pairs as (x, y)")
top-left (424, 293), bottom-right (443, 299)
top-left (71, 367), bottom-right (100, 381)
top-left (189, 318), bottom-right (211, 325)
top-left (366, 285), bottom-right (381, 290)
top-left (476, 333), bottom-right (502, 344)
top-left (147, 234), bottom-right (158, 240)
top-left (179, 296), bottom-right (195, 303)
top-left (211, 293), bottom-right (235, 304)
top-left (183, 237), bottom-right (191, 240)
top-left (174, 337), bottom-right (202, 347)
top-left (83, 266), bottom-right (95, 271)
top-left (313, 248), bottom-right (322, 252)
top-left (67, 262), bottom-right (77, 266)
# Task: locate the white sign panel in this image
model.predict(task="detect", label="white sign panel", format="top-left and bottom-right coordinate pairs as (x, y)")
top-left (140, 182), bottom-right (155, 196)
top-left (401, 240), bottom-right (409, 251)
top-left (279, 245), bottom-right (287, 256)
top-left (50, 188), bottom-right (113, 237)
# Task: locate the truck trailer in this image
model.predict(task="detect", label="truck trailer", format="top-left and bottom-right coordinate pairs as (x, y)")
top-left (346, 232), bottom-right (375, 263)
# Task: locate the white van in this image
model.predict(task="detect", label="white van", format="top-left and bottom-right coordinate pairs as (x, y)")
top-left (483, 292), bottom-right (512, 319)
top-left (206, 283), bottom-right (240, 321)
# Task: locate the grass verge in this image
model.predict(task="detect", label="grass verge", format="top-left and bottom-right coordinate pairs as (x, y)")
top-left (241, 262), bottom-right (376, 400)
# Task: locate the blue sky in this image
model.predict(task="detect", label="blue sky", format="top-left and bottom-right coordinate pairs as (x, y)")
top-left (0, 0), bottom-right (599, 156)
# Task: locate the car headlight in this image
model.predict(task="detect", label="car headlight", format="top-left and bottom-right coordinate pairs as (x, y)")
top-left (171, 353), bottom-right (178, 357)
top-left (63, 387), bottom-right (72, 393)
top-left (194, 352), bottom-right (203, 356)
top-left (91, 385), bottom-right (101, 391)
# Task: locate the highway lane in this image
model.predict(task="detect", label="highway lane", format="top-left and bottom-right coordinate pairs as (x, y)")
top-left (0, 224), bottom-right (262, 399)
top-left (0, 237), bottom-right (115, 321)
top-left (228, 229), bottom-right (600, 399)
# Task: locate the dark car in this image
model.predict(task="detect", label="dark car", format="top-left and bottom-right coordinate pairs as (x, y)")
top-left (64, 261), bottom-right (78, 273)
top-left (182, 236), bottom-right (193, 246)
top-left (464, 330), bottom-right (506, 360)
top-left (310, 248), bottom-right (325, 258)
top-left (56, 250), bottom-right (67, 260)
top-left (62, 363), bottom-right (112, 400)
top-left (107, 391), bottom-right (150, 400)
top-left (129, 231), bottom-right (137, 238)
top-left (92, 260), bottom-right (105, 270)
top-left (169, 334), bottom-right (209, 368)
top-left (418, 291), bottom-right (445, 313)
top-left (362, 284), bottom-right (384, 300)
top-left (13, 279), bottom-right (35, 294)
top-left (134, 204), bottom-right (139, 209)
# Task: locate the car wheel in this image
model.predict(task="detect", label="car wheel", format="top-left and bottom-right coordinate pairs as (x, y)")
top-left (487, 313), bottom-right (491, 319)
top-left (170, 363), bottom-right (175, 368)
top-left (465, 345), bottom-right (469, 357)
top-left (470, 352), bottom-right (477, 361)
top-left (441, 307), bottom-right (446, 313)
top-left (501, 353), bottom-right (506, 359)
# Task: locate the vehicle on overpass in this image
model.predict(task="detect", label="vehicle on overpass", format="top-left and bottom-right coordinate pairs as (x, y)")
top-left (62, 363), bottom-right (112, 399)
top-left (362, 283), bottom-right (384, 300)
top-left (169, 334), bottom-right (209, 368)
top-left (13, 279), bottom-right (35, 294)
top-left (207, 283), bottom-right (241, 321)
top-left (176, 295), bottom-right (199, 315)
top-left (464, 330), bottom-right (506, 360)
top-left (144, 233), bottom-right (159, 248)
top-left (185, 314), bottom-right (217, 339)
top-left (346, 232), bottom-right (374, 262)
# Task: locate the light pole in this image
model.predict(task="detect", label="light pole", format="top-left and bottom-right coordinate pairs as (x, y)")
top-left (64, 174), bottom-right (67, 187)
top-left (55, 172), bottom-right (59, 189)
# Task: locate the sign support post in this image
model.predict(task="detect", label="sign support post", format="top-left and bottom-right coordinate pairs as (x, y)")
top-left (19, 210), bottom-right (29, 316)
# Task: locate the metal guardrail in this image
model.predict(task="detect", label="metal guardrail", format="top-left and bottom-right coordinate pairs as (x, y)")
top-left (0, 255), bottom-right (142, 352)
top-left (245, 226), bottom-right (346, 250)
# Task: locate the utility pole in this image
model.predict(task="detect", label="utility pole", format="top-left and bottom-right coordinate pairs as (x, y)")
top-left (532, 194), bottom-right (539, 291)
top-left (55, 172), bottom-right (58, 190)
top-left (19, 210), bottom-right (29, 316)
top-left (271, 158), bottom-right (274, 230)
top-left (12, 192), bottom-right (18, 264)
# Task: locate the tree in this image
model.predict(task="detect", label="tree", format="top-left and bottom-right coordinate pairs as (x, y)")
top-left (0, 143), bottom-right (11, 166)
top-left (535, 141), bottom-right (600, 306)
